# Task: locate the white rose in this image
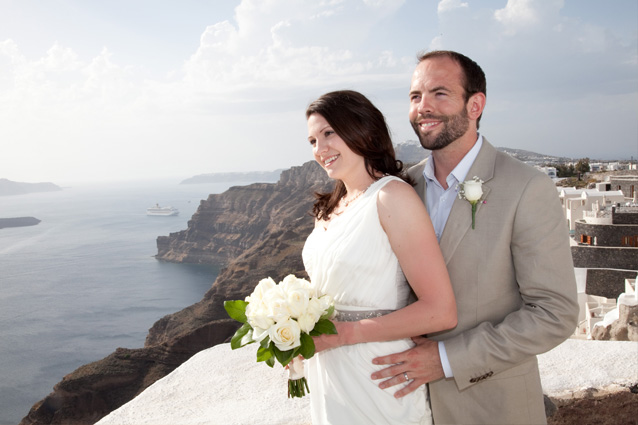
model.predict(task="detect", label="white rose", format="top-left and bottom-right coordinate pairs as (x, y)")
top-left (281, 274), bottom-right (311, 290)
top-left (317, 294), bottom-right (333, 313)
top-left (268, 318), bottom-right (302, 351)
top-left (246, 300), bottom-right (275, 330)
top-left (282, 275), bottom-right (316, 299)
top-left (263, 285), bottom-right (291, 323)
top-left (306, 297), bottom-right (325, 321)
top-left (281, 277), bottom-right (311, 319)
top-left (245, 277), bottom-right (277, 304)
top-left (463, 180), bottom-right (483, 202)
top-left (287, 289), bottom-right (310, 319)
top-left (297, 312), bottom-right (317, 334)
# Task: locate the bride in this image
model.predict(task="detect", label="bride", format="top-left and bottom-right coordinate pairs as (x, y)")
top-left (302, 90), bottom-right (457, 425)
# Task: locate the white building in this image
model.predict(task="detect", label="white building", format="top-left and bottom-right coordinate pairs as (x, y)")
top-left (606, 162), bottom-right (623, 171)
top-left (536, 166), bottom-right (557, 178)
top-left (559, 188), bottom-right (625, 231)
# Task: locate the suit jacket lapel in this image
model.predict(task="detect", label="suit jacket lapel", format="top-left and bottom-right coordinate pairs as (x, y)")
top-left (438, 139), bottom-right (496, 264)
top-left (411, 160), bottom-right (428, 204)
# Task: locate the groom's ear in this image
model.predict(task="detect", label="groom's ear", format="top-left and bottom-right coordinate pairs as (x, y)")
top-left (466, 92), bottom-right (486, 122)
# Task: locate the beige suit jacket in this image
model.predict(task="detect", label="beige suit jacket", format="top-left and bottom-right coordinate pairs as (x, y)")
top-left (408, 140), bottom-right (579, 425)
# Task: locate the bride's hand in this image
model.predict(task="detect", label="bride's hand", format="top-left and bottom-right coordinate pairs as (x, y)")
top-left (312, 321), bottom-right (350, 353)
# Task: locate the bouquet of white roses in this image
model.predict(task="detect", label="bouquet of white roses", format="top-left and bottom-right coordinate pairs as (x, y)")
top-left (224, 274), bottom-right (336, 398)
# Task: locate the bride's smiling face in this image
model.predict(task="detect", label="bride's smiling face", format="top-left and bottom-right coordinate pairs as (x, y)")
top-left (307, 113), bottom-right (365, 181)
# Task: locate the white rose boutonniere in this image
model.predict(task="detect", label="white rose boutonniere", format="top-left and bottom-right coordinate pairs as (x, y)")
top-left (458, 176), bottom-right (484, 229)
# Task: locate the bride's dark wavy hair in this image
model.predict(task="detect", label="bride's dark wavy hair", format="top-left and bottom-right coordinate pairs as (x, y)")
top-left (306, 90), bottom-right (412, 221)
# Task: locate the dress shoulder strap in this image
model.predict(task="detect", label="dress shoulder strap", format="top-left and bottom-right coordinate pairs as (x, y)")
top-left (367, 175), bottom-right (407, 194)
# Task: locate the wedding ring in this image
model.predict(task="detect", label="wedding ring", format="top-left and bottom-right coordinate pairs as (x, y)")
top-left (403, 372), bottom-right (409, 382)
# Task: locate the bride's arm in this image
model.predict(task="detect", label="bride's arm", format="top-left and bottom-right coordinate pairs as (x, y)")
top-left (314, 180), bottom-right (456, 351)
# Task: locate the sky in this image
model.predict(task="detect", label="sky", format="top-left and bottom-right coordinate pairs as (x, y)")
top-left (0, 0), bottom-right (636, 184)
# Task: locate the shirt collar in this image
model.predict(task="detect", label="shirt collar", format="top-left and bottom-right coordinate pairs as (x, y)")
top-left (423, 134), bottom-right (483, 188)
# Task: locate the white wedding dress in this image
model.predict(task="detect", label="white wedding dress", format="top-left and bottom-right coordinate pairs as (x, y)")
top-left (302, 176), bottom-right (432, 425)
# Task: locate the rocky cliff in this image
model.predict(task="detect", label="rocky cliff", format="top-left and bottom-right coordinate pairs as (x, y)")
top-left (156, 162), bottom-right (329, 266)
top-left (20, 161), bottom-right (333, 425)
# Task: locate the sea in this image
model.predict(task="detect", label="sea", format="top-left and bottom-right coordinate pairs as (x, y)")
top-left (0, 179), bottom-right (253, 425)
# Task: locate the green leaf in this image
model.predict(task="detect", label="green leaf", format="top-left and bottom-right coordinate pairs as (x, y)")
top-left (224, 300), bottom-right (248, 323)
top-left (230, 323), bottom-right (254, 349)
top-left (273, 344), bottom-right (295, 367)
top-left (292, 346), bottom-right (301, 358)
top-left (310, 318), bottom-right (337, 336)
top-left (259, 336), bottom-right (271, 349)
top-left (298, 333), bottom-right (315, 359)
top-left (320, 304), bottom-right (335, 321)
top-left (265, 355), bottom-right (275, 368)
top-left (256, 345), bottom-right (273, 363)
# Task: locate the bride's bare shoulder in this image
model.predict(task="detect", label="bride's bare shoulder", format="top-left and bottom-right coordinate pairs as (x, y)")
top-left (378, 178), bottom-right (417, 200)
top-left (377, 178), bottom-right (427, 217)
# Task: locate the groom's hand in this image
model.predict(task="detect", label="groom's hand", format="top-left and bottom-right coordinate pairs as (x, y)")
top-left (371, 336), bottom-right (444, 398)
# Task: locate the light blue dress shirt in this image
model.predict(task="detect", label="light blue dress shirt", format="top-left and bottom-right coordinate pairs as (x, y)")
top-left (423, 134), bottom-right (483, 378)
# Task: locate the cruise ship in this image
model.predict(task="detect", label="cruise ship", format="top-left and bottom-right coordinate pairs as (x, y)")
top-left (146, 204), bottom-right (179, 216)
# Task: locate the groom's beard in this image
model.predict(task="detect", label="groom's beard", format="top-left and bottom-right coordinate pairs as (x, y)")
top-left (411, 107), bottom-right (470, 151)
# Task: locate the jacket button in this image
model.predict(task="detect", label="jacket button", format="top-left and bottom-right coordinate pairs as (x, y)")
top-left (469, 371), bottom-right (494, 383)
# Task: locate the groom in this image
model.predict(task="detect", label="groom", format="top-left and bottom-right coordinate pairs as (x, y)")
top-left (372, 50), bottom-right (579, 424)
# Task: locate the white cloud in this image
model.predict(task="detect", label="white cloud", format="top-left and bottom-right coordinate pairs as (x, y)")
top-left (0, 0), bottom-right (420, 183)
top-left (0, 0), bottom-right (635, 183)
top-left (180, 0), bottom-right (412, 98)
top-left (494, 0), bottom-right (539, 32)
top-left (38, 43), bottom-right (82, 71)
top-left (438, 0), bottom-right (468, 14)
top-left (494, 0), bottom-right (566, 35)
top-left (362, 0), bottom-right (405, 10)
top-left (438, 0), bottom-right (635, 158)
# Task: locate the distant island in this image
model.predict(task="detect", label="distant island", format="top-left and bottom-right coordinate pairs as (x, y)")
top-left (179, 144), bottom-right (569, 186)
top-left (180, 170), bottom-right (284, 184)
top-left (0, 178), bottom-right (62, 196)
top-left (179, 142), bottom-right (627, 187)
top-left (0, 217), bottom-right (41, 229)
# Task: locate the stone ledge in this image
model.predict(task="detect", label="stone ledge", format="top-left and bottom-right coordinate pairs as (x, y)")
top-left (97, 339), bottom-right (638, 425)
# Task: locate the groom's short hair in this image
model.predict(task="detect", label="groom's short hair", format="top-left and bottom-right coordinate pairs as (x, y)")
top-left (417, 50), bottom-right (486, 128)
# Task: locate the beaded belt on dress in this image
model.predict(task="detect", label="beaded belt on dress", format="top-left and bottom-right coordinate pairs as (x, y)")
top-left (334, 309), bottom-right (394, 322)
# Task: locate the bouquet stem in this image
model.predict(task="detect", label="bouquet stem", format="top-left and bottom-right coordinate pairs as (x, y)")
top-left (288, 377), bottom-right (310, 398)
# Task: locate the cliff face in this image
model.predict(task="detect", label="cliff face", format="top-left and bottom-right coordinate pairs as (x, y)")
top-left (156, 162), bottom-right (329, 265)
top-left (147, 161), bottom-right (333, 346)
top-left (20, 161), bottom-right (333, 425)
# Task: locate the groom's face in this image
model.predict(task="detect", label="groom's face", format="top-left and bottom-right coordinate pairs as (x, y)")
top-left (409, 57), bottom-right (470, 151)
